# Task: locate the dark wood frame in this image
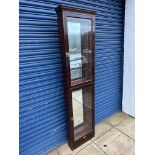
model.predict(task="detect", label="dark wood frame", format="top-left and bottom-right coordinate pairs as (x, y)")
top-left (55, 5), bottom-right (96, 150)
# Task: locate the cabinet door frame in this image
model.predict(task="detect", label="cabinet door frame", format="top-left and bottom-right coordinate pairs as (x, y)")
top-left (56, 5), bottom-right (96, 150)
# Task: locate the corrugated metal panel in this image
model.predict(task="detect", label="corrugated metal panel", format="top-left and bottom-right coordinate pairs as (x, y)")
top-left (19, 0), bottom-right (125, 154)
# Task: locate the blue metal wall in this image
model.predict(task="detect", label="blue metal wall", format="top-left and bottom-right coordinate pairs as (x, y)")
top-left (19, 0), bottom-right (125, 154)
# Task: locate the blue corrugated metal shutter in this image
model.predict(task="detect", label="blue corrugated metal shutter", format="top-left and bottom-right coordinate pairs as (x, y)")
top-left (19, 0), bottom-right (125, 154)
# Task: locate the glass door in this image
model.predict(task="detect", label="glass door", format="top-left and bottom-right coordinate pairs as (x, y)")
top-left (67, 17), bottom-right (94, 141)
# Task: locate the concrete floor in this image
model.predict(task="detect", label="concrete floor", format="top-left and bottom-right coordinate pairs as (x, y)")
top-left (47, 112), bottom-right (135, 155)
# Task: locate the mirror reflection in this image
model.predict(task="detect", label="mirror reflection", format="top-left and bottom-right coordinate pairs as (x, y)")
top-left (67, 17), bottom-right (92, 81)
top-left (68, 22), bottom-right (82, 80)
top-left (72, 89), bottom-right (84, 127)
top-left (72, 86), bottom-right (93, 140)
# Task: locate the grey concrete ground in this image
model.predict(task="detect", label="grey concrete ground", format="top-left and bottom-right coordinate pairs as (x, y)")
top-left (47, 112), bottom-right (135, 155)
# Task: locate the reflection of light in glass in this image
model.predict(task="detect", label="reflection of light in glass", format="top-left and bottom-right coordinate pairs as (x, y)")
top-left (68, 22), bottom-right (81, 34)
top-left (72, 89), bottom-right (84, 127)
top-left (67, 20), bottom-right (82, 80)
top-left (67, 17), bottom-right (92, 80)
top-left (67, 22), bottom-right (81, 51)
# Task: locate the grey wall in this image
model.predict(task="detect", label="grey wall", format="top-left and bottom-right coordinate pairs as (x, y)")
top-left (122, 0), bottom-right (135, 117)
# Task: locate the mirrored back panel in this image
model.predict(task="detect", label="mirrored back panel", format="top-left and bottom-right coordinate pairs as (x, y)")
top-left (67, 17), bottom-right (92, 82)
top-left (72, 86), bottom-right (93, 141)
top-left (56, 5), bottom-right (96, 150)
